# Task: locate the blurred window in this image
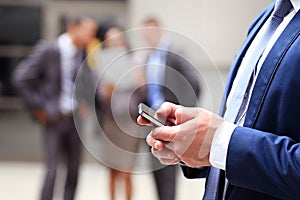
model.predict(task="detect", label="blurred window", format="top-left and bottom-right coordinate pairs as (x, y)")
top-left (0, 57), bottom-right (23, 96)
top-left (0, 6), bottom-right (41, 45)
top-left (0, 5), bottom-right (41, 97)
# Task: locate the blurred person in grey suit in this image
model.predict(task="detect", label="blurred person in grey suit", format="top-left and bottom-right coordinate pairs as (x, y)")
top-left (139, 17), bottom-right (200, 200)
top-left (13, 16), bottom-right (98, 200)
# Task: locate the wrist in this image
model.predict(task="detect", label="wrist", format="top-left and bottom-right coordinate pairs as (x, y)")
top-left (209, 120), bottom-right (237, 170)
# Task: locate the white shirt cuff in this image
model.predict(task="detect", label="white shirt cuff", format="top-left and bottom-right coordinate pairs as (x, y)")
top-left (209, 121), bottom-right (237, 170)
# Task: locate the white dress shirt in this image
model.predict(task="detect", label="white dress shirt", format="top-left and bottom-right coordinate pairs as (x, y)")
top-left (57, 33), bottom-right (79, 114)
top-left (210, 0), bottom-right (300, 170)
top-left (146, 34), bottom-right (171, 109)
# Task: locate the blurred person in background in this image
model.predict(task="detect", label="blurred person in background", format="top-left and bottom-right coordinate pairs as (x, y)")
top-left (139, 17), bottom-right (201, 200)
top-left (96, 23), bottom-right (141, 200)
top-left (12, 16), bottom-right (98, 200)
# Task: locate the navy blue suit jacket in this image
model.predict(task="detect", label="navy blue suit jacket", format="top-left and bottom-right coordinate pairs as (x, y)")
top-left (183, 3), bottom-right (300, 200)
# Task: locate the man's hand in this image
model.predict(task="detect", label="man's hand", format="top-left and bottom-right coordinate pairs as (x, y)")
top-left (34, 108), bottom-right (51, 124)
top-left (137, 102), bottom-right (224, 168)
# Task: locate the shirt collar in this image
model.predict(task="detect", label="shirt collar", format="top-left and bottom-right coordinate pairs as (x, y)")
top-left (291, 0), bottom-right (300, 11)
top-left (156, 34), bottom-right (171, 50)
top-left (281, 0), bottom-right (300, 11)
top-left (57, 33), bottom-right (78, 56)
top-left (274, 0), bottom-right (300, 12)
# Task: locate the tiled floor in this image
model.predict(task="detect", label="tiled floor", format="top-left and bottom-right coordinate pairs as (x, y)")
top-left (0, 161), bottom-right (205, 200)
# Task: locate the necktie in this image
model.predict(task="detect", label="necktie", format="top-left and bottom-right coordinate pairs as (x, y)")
top-left (203, 1), bottom-right (293, 199)
top-left (147, 49), bottom-right (167, 109)
top-left (202, 167), bottom-right (222, 200)
top-left (73, 49), bottom-right (85, 81)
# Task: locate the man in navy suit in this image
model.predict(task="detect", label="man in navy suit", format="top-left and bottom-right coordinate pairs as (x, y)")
top-left (138, 0), bottom-right (300, 199)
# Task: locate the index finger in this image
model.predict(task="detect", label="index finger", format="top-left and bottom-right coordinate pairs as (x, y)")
top-left (152, 125), bottom-right (178, 142)
top-left (156, 102), bottom-right (181, 122)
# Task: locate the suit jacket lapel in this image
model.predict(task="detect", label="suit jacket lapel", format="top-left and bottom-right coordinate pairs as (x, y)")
top-left (219, 4), bottom-right (274, 116)
top-left (52, 43), bottom-right (62, 92)
top-left (245, 10), bottom-right (300, 127)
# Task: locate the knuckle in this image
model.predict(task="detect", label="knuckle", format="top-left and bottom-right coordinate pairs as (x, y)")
top-left (146, 134), bottom-right (154, 146)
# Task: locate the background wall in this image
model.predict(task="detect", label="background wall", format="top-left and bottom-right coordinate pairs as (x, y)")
top-left (43, 0), bottom-right (127, 40)
top-left (128, 0), bottom-right (273, 67)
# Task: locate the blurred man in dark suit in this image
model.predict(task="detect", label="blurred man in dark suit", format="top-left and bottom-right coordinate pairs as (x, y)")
top-left (13, 16), bottom-right (98, 200)
top-left (140, 17), bottom-right (200, 200)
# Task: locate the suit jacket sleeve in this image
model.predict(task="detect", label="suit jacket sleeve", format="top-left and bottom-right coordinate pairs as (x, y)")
top-left (168, 51), bottom-right (200, 97)
top-left (12, 41), bottom-right (51, 111)
top-left (164, 51), bottom-right (201, 108)
top-left (226, 126), bottom-right (300, 199)
top-left (181, 164), bottom-right (209, 179)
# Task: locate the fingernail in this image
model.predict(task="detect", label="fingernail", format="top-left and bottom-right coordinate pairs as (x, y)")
top-left (154, 142), bottom-right (160, 149)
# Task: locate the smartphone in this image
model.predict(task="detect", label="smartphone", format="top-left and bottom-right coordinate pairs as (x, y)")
top-left (138, 103), bottom-right (174, 126)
